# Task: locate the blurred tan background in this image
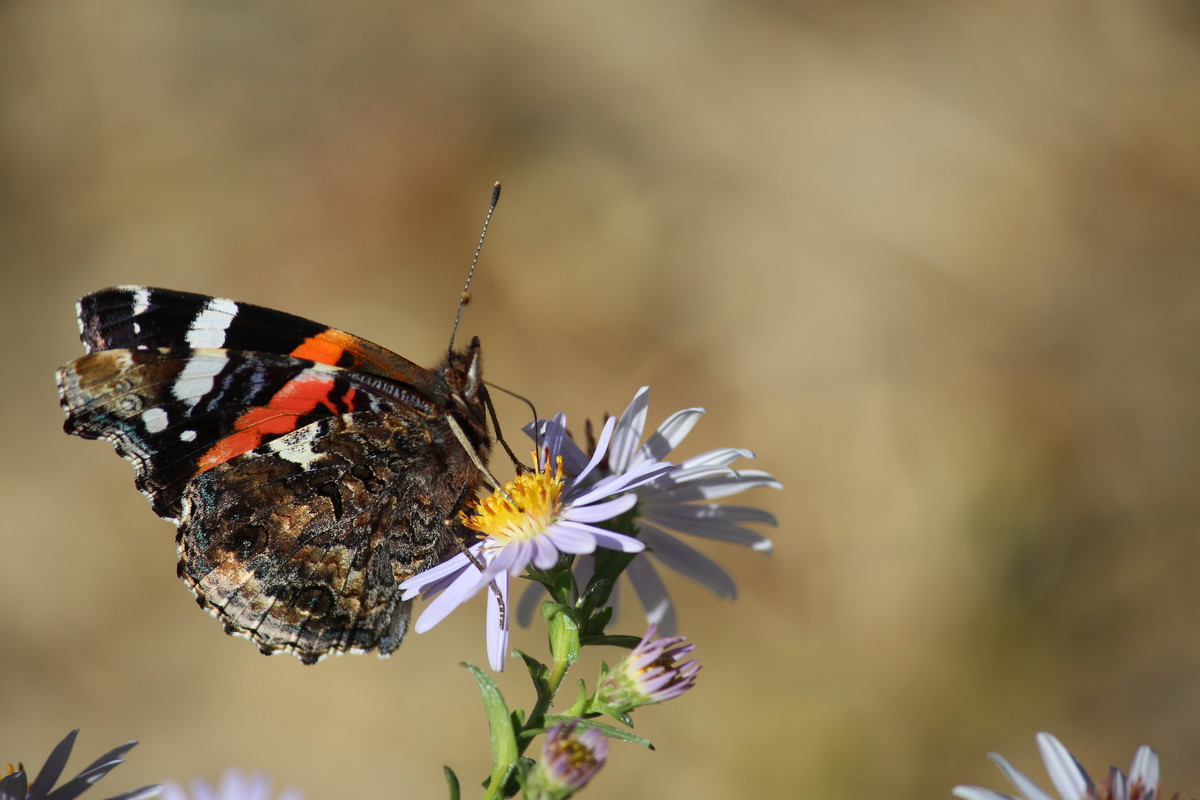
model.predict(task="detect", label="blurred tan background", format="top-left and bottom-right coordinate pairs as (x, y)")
top-left (2, 1), bottom-right (1199, 797)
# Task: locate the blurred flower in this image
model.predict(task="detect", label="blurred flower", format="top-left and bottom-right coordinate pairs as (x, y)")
top-left (953, 732), bottom-right (1174, 800)
top-left (525, 721), bottom-right (608, 800)
top-left (594, 624), bottom-right (700, 715)
top-left (0, 730), bottom-right (159, 800)
top-left (161, 769), bottom-right (302, 800)
top-left (521, 385), bottom-right (781, 634)
top-left (399, 414), bottom-right (673, 671)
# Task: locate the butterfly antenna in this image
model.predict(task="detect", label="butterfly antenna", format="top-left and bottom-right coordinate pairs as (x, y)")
top-left (484, 381), bottom-right (539, 474)
top-left (449, 182), bottom-right (502, 356)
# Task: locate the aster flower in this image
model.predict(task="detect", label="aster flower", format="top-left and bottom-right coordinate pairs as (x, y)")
top-left (593, 624), bottom-right (700, 716)
top-left (399, 415), bottom-right (674, 671)
top-left (0, 730), bottom-right (159, 800)
top-left (520, 386), bottom-right (780, 635)
top-left (161, 769), bottom-right (302, 800)
top-left (524, 721), bottom-right (608, 800)
top-left (953, 732), bottom-right (1175, 800)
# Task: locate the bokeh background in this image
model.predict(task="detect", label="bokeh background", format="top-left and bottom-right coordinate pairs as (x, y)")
top-left (2, 1), bottom-right (1199, 797)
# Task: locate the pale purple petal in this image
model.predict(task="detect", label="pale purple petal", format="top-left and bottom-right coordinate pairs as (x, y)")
top-left (190, 781), bottom-right (218, 800)
top-left (642, 504), bottom-right (775, 550)
top-left (625, 556), bottom-right (677, 636)
top-left (413, 565), bottom-right (490, 633)
top-left (526, 418), bottom-right (590, 476)
top-left (556, 520), bottom-right (644, 553)
top-left (486, 571), bottom-right (509, 671)
top-left (676, 448), bottom-right (756, 470)
top-left (399, 550), bottom-right (477, 598)
top-left (541, 524), bottom-right (600, 554)
top-left (573, 461), bottom-right (672, 505)
top-left (531, 535), bottom-right (562, 570)
top-left (516, 580), bottom-right (547, 626)
top-left (636, 407), bottom-right (704, 463)
top-left (640, 524), bottom-right (738, 599)
top-left (609, 386), bottom-right (650, 473)
top-left (1111, 769), bottom-right (1129, 800)
top-left (576, 416), bottom-right (618, 484)
top-left (1036, 732), bottom-right (1092, 800)
top-left (538, 414), bottom-right (568, 465)
top-left (655, 472), bottom-right (783, 501)
top-left (562, 494), bottom-right (637, 523)
top-left (490, 540), bottom-right (534, 576)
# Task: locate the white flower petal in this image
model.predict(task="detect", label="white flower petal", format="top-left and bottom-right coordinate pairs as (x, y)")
top-left (952, 788), bottom-right (1017, 800)
top-left (1128, 746), bottom-right (1158, 794)
top-left (1036, 732), bottom-right (1093, 800)
top-left (987, 753), bottom-right (1058, 800)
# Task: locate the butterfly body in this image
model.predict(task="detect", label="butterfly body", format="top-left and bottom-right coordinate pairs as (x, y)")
top-left (57, 286), bottom-right (492, 663)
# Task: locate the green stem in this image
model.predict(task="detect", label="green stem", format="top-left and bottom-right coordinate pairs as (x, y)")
top-left (518, 653), bottom-right (572, 759)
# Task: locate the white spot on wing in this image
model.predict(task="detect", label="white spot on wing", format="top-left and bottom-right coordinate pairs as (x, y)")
top-left (132, 287), bottom-right (152, 316)
top-left (269, 425), bottom-right (324, 466)
top-left (186, 297), bottom-right (239, 348)
top-left (179, 429), bottom-right (197, 442)
top-left (141, 407), bottom-right (169, 433)
top-left (172, 353), bottom-right (225, 411)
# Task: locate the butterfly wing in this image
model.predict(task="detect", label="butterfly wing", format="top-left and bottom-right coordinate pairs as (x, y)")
top-left (58, 347), bottom-right (414, 521)
top-left (57, 288), bottom-right (493, 662)
top-left (77, 285), bottom-right (432, 383)
top-left (179, 412), bottom-right (473, 663)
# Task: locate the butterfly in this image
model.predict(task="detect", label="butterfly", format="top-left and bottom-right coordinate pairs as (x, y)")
top-left (56, 284), bottom-right (495, 663)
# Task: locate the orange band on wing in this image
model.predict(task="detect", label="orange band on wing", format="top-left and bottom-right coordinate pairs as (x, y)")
top-left (290, 331), bottom-right (351, 366)
top-left (197, 375), bottom-right (357, 472)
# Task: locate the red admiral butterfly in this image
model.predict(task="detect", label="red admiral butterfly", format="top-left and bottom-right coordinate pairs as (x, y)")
top-left (56, 189), bottom-right (505, 664)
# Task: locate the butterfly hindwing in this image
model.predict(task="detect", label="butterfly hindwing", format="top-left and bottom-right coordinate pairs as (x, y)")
top-left (179, 412), bottom-right (471, 663)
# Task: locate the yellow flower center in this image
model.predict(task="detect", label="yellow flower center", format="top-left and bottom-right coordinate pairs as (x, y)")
top-left (462, 454), bottom-right (565, 543)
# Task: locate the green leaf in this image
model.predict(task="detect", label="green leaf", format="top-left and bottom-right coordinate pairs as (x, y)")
top-left (545, 604), bottom-right (581, 668)
top-left (462, 662), bottom-right (518, 795)
top-left (515, 650), bottom-right (554, 713)
top-left (579, 633), bottom-right (641, 650)
top-left (541, 714), bottom-right (655, 749)
top-left (442, 766), bottom-right (460, 800)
